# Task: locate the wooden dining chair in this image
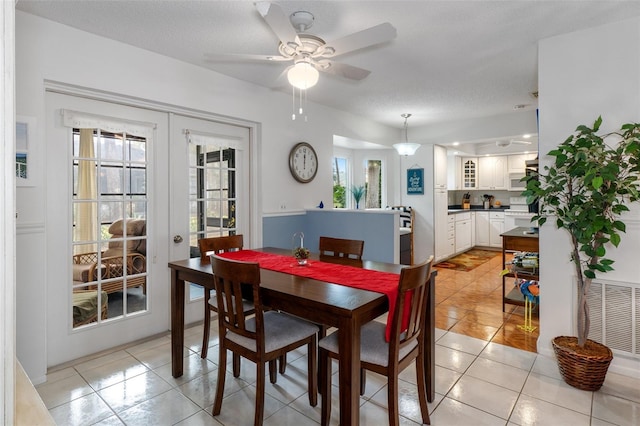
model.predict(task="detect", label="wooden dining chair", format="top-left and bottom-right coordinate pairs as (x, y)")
top-left (318, 255), bottom-right (435, 426)
top-left (318, 236), bottom-right (364, 265)
top-left (198, 234), bottom-right (254, 363)
top-left (210, 254), bottom-right (319, 425)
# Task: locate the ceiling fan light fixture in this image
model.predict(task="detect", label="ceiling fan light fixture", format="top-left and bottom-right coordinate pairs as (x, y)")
top-left (287, 61), bottom-right (319, 89)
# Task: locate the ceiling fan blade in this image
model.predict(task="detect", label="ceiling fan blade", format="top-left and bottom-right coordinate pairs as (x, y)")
top-left (319, 61), bottom-right (371, 81)
top-left (321, 22), bottom-right (397, 58)
top-left (255, 2), bottom-right (301, 48)
top-left (204, 53), bottom-right (291, 63)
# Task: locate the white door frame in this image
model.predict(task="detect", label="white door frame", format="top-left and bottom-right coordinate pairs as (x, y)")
top-left (1, 2), bottom-right (16, 423)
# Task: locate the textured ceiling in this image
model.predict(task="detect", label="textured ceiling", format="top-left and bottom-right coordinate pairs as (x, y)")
top-left (16, 1), bottom-right (640, 129)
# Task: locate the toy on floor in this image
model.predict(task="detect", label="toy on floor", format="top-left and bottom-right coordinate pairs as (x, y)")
top-left (517, 279), bottom-right (539, 332)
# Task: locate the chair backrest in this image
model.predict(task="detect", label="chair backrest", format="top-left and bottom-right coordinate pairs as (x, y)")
top-left (210, 254), bottom-right (265, 350)
top-left (318, 236), bottom-right (364, 262)
top-left (198, 235), bottom-right (244, 261)
top-left (390, 255), bottom-right (434, 356)
top-left (389, 206), bottom-right (413, 230)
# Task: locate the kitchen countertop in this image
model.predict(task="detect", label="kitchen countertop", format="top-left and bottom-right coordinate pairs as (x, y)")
top-left (448, 205), bottom-right (509, 214)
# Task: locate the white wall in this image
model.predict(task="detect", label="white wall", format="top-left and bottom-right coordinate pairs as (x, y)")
top-left (538, 17), bottom-right (640, 376)
top-left (15, 11), bottom-right (399, 380)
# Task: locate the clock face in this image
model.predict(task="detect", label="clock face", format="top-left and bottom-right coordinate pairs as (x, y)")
top-left (289, 142), bottom-right (318, 183)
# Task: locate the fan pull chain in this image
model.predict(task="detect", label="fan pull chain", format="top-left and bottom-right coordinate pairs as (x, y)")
top-left (292, 86), bottom-right (296, 120)
top-left (291, 86), bottom-right (309, 122)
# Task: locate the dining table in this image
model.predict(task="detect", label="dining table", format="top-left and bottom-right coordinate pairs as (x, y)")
top-left (168, 247), bottom-right (436, 426)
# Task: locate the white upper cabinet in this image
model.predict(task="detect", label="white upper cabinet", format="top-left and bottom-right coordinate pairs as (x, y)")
top-left (507, 153), bottom-right (537, 174)
top-left (434, 145), bottom-right (448, 189)
top-left (447, 155), bottom-right (461, 190)
top-left (461, 157), bottom-right (478, 190)
top-left (478, 156), bottom-right (507, 190)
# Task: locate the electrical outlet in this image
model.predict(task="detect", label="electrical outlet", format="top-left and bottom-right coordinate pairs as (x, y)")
top-left (280, 203), bottom-right (286, 210)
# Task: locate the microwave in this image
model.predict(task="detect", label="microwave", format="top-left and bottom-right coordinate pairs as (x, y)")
top-left (508, 173), bottom-right (526, 191)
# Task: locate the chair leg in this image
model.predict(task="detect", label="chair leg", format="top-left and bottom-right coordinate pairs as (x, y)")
top-left (212, 345), bottom-right (227, 416)
top-left (387, 373), bottom-right (400, 426)
top-left (308, 338), bottom-right (317, 407)
top-left (233, 353), bottom-right (241, 377)
top-left (360, 367), bottom-right (366, 396)
top-left (416, 353), bottom-right (431, 425)
top-left (269, 359), bottom-right (277, 384)
top-left (319, 348), bottom-right (332, 426)
top-left (255, 361), bottom-right (266, 426)
top-left (201, 299), bottom-right (211, 358)
top-left (316, 326), bottom-right (328, 393)
top-left (278, 354), bottom-right (287, 374)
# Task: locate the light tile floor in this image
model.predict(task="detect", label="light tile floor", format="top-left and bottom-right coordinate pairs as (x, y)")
top-left (37, 254), bottom-right (639, 425)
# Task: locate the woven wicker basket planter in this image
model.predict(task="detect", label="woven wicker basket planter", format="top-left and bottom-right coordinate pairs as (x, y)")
top-left (552, 336), bottom-right (613, 391)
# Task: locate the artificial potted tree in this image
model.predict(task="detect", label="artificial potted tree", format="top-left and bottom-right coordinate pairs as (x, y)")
top-left (351, 185), bottom-right (365, 209)
top-left (524, 116), bottom-right (640, 391)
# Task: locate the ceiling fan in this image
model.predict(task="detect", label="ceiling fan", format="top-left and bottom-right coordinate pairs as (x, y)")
top-left (204, 2), bottom-right (397, 89)
top-left (481, 139), bottom-right (533, 148)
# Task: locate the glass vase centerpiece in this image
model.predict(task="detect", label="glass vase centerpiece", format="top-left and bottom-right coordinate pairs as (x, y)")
top-left (292, 231), bottom-right (310, 265)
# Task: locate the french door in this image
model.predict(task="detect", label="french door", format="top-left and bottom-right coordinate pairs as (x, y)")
top-left (168, 114), bottom-right (250, 325)
top-left (45, 92), bottom-right (169, 366)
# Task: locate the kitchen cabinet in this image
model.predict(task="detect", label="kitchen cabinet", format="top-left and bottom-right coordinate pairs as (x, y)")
top-left (475, 211), bottom-right (490, 246)
top-left (471, 212), bottom-right (476, 246)
top-left (434, 189), bottom-right (453, 261)
top-left (507, 153), bottom-right (537, 174)
top-left (447, 155), bottom-right (461, 190)
top-left (489, 211), bottom-right (505, 247)
top-left (479, 156), bottom-right (508, 190)
top-left (434, 145), bottom-right (448, 189)
top-left (462, 157), bottom-right (478, 189)
top-left (455, 212), bottom-right (472, 253)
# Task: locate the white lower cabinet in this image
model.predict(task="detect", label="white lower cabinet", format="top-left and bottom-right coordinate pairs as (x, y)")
top-left (475, 211), bottom-right (490, 246)
top-left (434, 189), bottom-right (453, 262)
top-left (475, 211), bottom-right (504, 248)
top-left (489, 211), bottom-right (505, 248)
top-left (446, 215), bottom-right (455, 258)
top-left (455, 212), bottom-right (472, 253)
top-left (471, 212), bottom-right (476, 246)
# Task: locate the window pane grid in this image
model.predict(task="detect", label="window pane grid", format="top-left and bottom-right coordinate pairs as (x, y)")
top-left (71, 128), bottom-right (148, 327)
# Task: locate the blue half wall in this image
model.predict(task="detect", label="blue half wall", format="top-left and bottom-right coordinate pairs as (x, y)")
top-left (262, 209), bottom-right (398, 263)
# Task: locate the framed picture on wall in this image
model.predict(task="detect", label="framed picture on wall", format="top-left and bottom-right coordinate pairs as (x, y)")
top-left (16, 115), bottom-right (36, 186)
top-left (407, 168), bottom-right (424, 195)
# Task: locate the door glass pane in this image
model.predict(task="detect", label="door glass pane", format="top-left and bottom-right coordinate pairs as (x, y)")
top-left (71, 128), bottom-right (148, 328)
top-left (188, 142), bottom-right (238, 301)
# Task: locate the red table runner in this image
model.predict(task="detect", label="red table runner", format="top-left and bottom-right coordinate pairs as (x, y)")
top-left (218, 250), bottom-right (408, 341)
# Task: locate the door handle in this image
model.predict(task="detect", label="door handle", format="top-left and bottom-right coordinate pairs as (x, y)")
top-left (173, 235), bottom-right (183, 243)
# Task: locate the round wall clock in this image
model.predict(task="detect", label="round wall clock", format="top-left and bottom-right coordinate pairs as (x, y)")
top-left (289, 142), bottom-right (318, 183)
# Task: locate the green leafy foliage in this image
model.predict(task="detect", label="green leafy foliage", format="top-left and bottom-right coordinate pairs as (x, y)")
top-left (333, 184), bottom-right (346, 208)
top-left (523, 117), bottom-right (640, 347)
top-left (350, 185), bottom-right (366, 203)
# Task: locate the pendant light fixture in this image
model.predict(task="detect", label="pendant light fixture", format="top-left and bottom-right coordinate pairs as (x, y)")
top-left (393, 113), bottom-right (421, 155)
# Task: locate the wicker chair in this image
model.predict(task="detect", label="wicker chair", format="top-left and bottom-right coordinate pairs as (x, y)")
top-left (72, 290), bottom-right (108, 327)
top-left (72, 219), bottom-right (147, 295)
